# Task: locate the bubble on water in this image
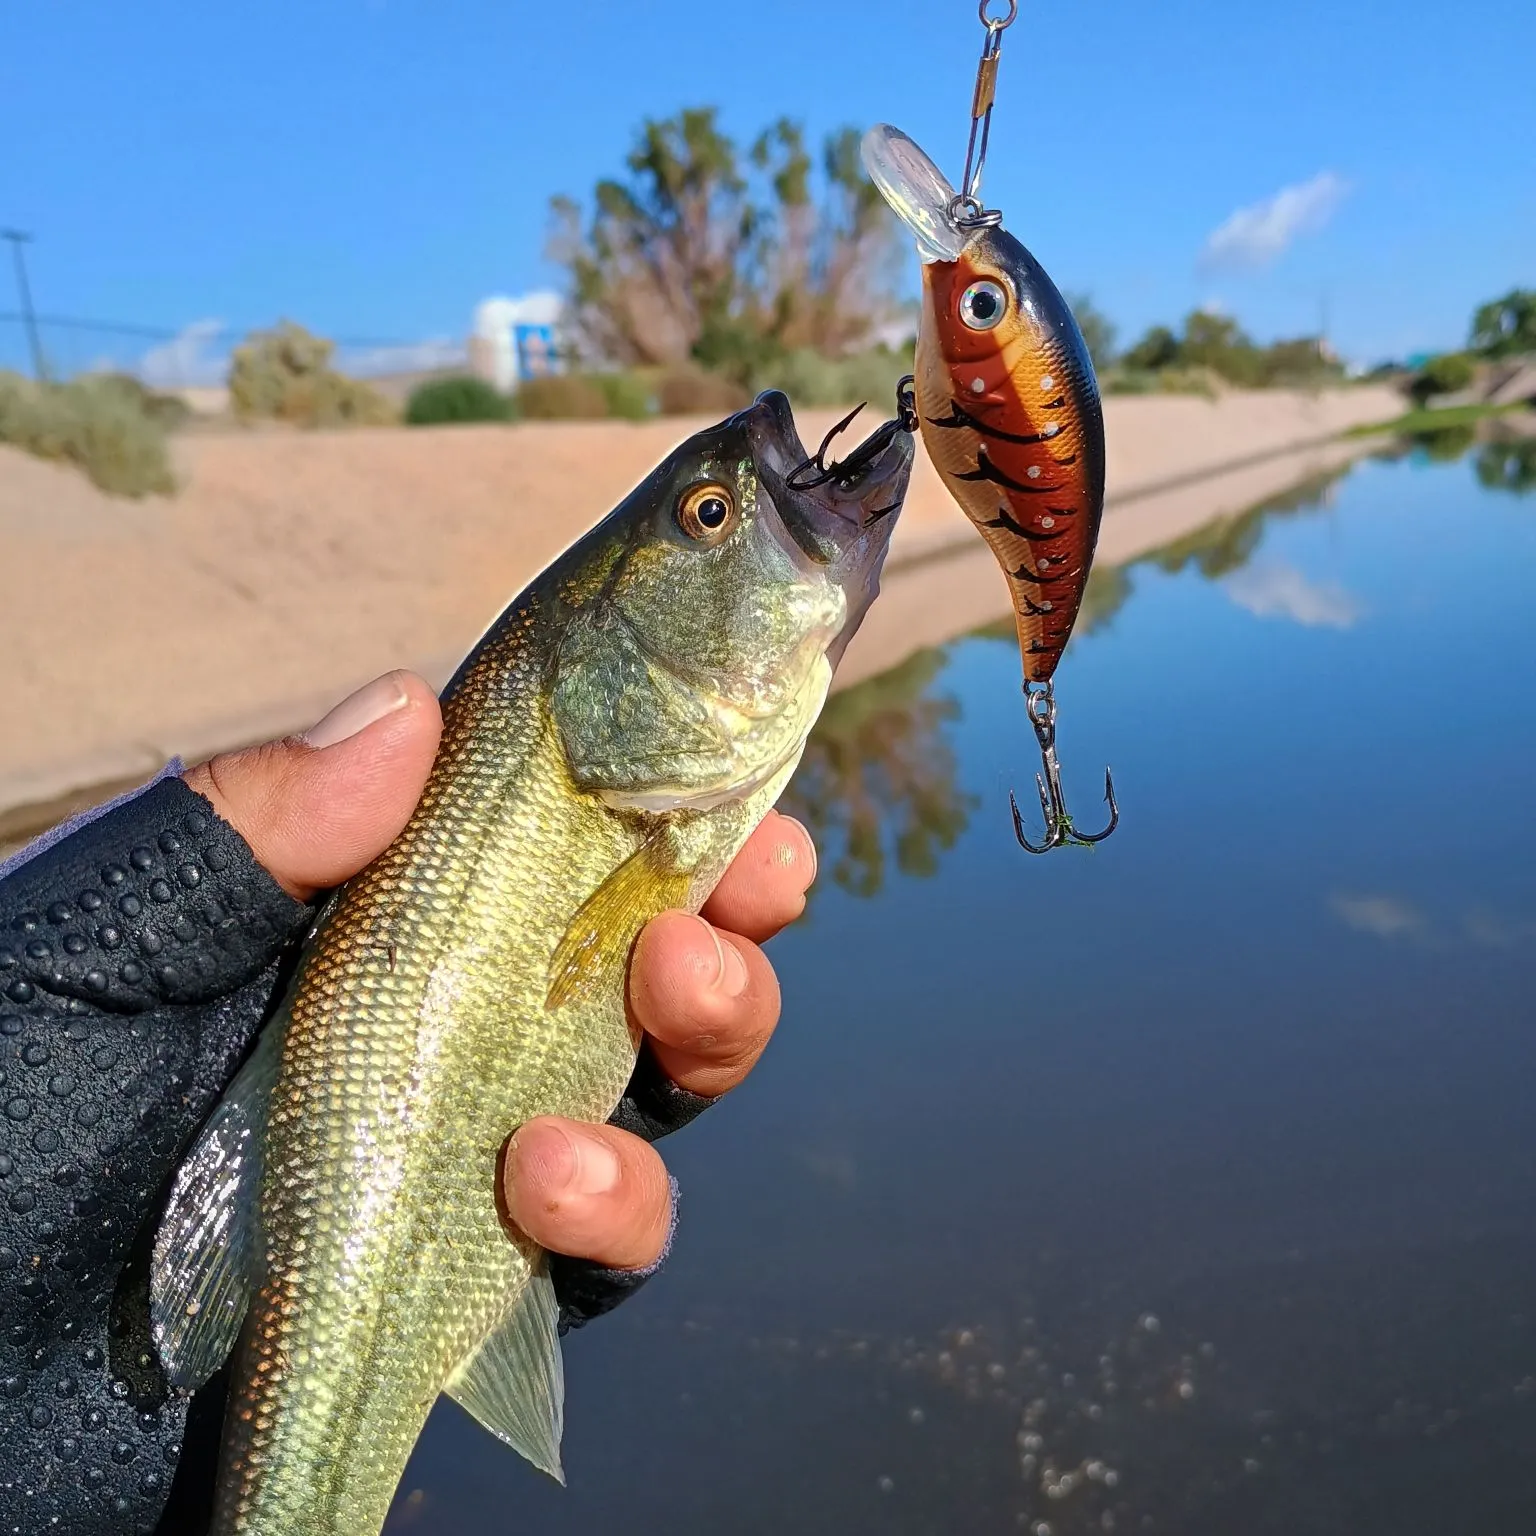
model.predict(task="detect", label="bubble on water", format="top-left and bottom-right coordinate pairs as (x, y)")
top-left (1088, 1403), bottom-right (1104, 1420)
top-left (1139, 1314), bottom-right (1160, 1333)
top-left (957, 1330), bottom-right (975, 1347)
top-left (877, 1475), bottom-right (895, 1494)
top-left (1086, 1460), bottom-right (1106, 1481)
top-left (989, 1363), bottom-right (1006, 1380)
top-left (1034, 1523), bottom-right (1053, 1536)
top-left (1021, 1432), bottom-right (1044, 1452)
top-left (1178, 1380), bottom-right (1195, 1401)
top-left (908, 1407), bottom-right (925, 1425)
top-left (1104, 1469), bottom-right (1120, 1488)
top-left (1243, 1457), bottom-right (1261, 1473)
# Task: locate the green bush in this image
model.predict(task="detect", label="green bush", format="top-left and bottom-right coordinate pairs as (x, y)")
top-left (0, 371), bottom-right (175, 497)
top-left (1408, 351), bottom-right (1476, 409)
top-left (85, 371), bottom-right (192, 430)
top-left (591, 371), bottom-right (655, 421)
top-left (404, 375), bottom-right (515, 426)
top-left (229, 320), bottom-right (396, 428)
top-left (514, 374), bottom-right (611, 420)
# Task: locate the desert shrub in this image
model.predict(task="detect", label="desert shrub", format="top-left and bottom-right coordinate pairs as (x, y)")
top-left (229, 321), bottom-right (396, 427)
top-left (754, 346), bottom-right (911, 408)
top-left (85, 371), bottom-right (192, 429)
top-left (0, 371), bottom-right (175, 497)
top-left (1102, 368), bottom-right (1160, 395)
top-left (591, 371), bottom-right (655, 420)
top-left (655, 365), bottom-right (749, 417)
top-left (515, 374), bottom-right (611, 420)
top-left (405, 376), bottom-right (514, 426)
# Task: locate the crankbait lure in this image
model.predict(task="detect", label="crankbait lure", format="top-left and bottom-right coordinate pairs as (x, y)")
top-left (862, 0), bottom-right (1117, 853)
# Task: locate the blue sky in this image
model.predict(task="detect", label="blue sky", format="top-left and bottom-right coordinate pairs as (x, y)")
top-left (2, 0), bottom-right (1531, 377)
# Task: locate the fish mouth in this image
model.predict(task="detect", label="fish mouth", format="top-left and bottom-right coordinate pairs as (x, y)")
top-left (737, 388), bottom-right (915, 668)
top-left (744, 389), bottom-right (915, 565)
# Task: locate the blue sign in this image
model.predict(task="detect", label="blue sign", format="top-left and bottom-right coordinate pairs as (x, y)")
top-left (515, 324), bottom-right (558, 378)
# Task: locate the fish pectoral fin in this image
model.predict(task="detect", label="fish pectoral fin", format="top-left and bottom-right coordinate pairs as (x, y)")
top-left (546, 832), bottom-right (692, 1011)
top-left (445, 1262), bottom-right (567, 1485)
top-left (149, 1008), bottom-right (285, 1392)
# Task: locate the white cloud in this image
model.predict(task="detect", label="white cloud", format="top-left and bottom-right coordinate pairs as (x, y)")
top-left (1330, 893), bottom-right (1426, 940)
top-left (1202, 172), bottom-right (1349, 270)
top-left (1223, 560), bottom-right (1362, 629)
top-left (139, 319), bottom-right (227, 388)
top-left (335, 337), bottom-right (467, 377)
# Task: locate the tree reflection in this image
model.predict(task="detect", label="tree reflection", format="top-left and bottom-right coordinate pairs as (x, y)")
top-left (1410, 422), bottom-right (1478, 461)
top-left (783, 649), bottom-right (974, 899)
top-left (1474, 434), bottom-right (1536, 495)
top-left (1143, 461), bottom-right (1356, 581)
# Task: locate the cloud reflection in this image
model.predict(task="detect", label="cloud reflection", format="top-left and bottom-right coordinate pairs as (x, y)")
top-left (1223, 560), bottom-right (1363, 629)
top-left (1329, 893), bottom-right (1426, 940)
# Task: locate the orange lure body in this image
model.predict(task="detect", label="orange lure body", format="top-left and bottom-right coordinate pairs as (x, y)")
top-left (915, 227), bottom-right (1106, 685)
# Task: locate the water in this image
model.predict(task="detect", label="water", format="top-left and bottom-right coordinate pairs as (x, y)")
top-left (391, 442), bottom-right (1536, 1533)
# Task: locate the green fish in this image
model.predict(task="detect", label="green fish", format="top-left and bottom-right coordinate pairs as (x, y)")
top-left (149, 391), bottom-right (914, 1534)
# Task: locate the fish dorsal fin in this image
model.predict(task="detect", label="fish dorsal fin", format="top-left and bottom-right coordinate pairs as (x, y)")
top-left (149, 1010), bottom-right (285, 1391)
top-left (546, 832), bottom-right (692, 1011)
top-left (445, 1264), bottom-right (567, 1484)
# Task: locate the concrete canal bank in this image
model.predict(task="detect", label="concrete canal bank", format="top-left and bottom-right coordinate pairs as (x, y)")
top-left (0, 385), bottom-right (1403, 844)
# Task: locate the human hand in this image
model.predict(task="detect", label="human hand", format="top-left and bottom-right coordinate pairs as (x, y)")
top-left (0, 669), bottom-right (813, 1536)
top-left (183, 669), bottom-right (816, 1285)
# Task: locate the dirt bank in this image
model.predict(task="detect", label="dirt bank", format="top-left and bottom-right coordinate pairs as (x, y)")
top-left (0, 385), bottom-right (1402, 833)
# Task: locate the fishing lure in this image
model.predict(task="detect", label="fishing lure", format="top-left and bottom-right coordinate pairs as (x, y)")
top-left (862, 0), bottom-right (1117, 853)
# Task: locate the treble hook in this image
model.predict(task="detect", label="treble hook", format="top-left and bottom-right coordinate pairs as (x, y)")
top-left (786, 377), bottom-right (919, 507)
top-left (1009, 681), bottom-right (1118, 854)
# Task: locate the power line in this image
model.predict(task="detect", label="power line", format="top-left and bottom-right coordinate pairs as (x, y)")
top-left (0, 311), bottom-right (433, 351)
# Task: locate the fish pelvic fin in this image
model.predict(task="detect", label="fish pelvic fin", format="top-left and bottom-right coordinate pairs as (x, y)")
top-left (546, 832), bottom-right (692, 1011)
top-left (149, 1006), bottom-right (285, 1391)
top-left (446, 1261), bottom-right (567, 1485)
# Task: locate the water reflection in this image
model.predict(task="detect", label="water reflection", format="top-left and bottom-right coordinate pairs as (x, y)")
top-left (1475, 433), bottom-right (1536, 495)
top-left (389, 439), bottom-right (1536, 1536)
top-left (780, 648), bottom-right (975, 899)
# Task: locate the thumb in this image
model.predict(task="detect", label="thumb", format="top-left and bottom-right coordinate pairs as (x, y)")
top-left (182, 670), bottom-right (442, 900)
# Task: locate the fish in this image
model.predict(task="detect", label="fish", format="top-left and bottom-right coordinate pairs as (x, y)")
top-left (148, 390), bottom-right (914, 1535)
top-left (862, 123), bottom-right (1105, 687)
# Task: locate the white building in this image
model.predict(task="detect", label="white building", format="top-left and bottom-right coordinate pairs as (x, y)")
top-left (468, 292), bottom-right (564, 392)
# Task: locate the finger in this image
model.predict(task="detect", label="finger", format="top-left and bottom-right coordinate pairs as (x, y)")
top-left (628, 911), bottom-right (781, 1099)
top-left (181, 671), bottom-right (442, 901)
top-left (701, 811), bottom-right (816, 943)
top-left (503, 1118), bottom-right (672, 1271)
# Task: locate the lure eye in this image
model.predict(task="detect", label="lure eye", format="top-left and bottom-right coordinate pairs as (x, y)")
top-left (959, 279), bottom-right (1009, 332)
top-left (676, 482), bottom-right (737, 545)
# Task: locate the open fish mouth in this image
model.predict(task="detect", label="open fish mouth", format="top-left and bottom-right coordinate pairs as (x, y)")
top-left (745, 388), bottom-right (916, 567)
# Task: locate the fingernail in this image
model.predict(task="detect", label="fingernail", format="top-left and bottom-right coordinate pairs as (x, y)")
top-left (781, 816), bottom-right (817, 888)
top-left (304, 672), bottom-right (410, 749)
top-left (715, 934), bottom-right (749, 997)
top-left (567, 1129), bottom-right (622, 1196)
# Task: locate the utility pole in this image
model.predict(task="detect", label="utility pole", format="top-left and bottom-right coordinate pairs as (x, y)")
top-left (1, 229), bottom-right (48, 381)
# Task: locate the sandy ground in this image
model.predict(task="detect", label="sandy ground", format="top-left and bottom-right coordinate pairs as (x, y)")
top-left (0, 385), bottom-right (1402, 836)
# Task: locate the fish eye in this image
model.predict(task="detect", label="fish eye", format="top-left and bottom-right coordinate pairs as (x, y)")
top-left (959, 279), bottom-right (1009, 331)
top-left (676, 482), bottom-right (738, 545)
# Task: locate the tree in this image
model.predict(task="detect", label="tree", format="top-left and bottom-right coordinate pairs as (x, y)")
top-left (1469, 289), bottom-right (1536, 358)
top-left (548, 108), bottom-right (902, 379)
top-left (1122, 324), bottom-right (1180, 372)
top-left (1179, 309), bottom-right (1265, 385)
top-left (1066, 294), bottom-right (1116, 372)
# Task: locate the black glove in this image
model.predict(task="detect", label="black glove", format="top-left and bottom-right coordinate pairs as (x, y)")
top-left (0, 772), bottom-right (708, 1535)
